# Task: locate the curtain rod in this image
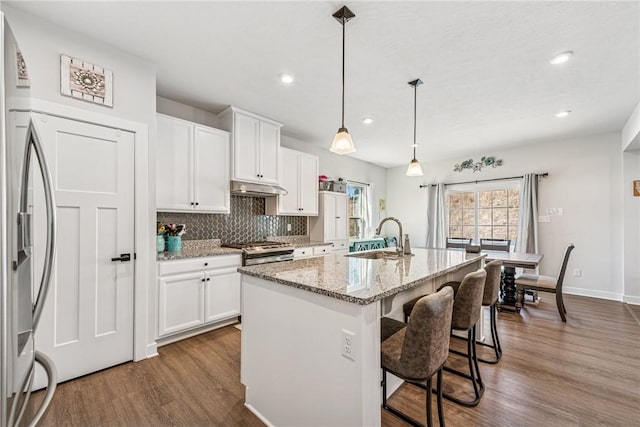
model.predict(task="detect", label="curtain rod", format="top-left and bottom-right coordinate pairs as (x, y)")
top-left (419, 172), bottom-right (548, 188)
top-left (346, 179), bottom-right (370, 186)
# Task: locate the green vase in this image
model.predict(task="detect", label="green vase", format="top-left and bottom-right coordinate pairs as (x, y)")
top-left (167, 236), bottom-right (182, 253)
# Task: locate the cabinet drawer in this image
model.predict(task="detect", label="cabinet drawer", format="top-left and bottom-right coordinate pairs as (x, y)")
top-left (313, 245), bottom-right (331, 256)
top-left (158, 255), bottom-right (241, 276)
top-left (294, 247), bottom-right (313, 259)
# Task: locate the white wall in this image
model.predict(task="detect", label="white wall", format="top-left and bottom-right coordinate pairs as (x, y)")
top-left (280, 135), bottom-right (388, 227)
top-left (157, 96), bottom-right (219, 128)
top-left (386, 133), bottom-right (624, 300)
top-left (2, 5), bottom-right (159, 352)
top-left (622, 102), bottom-right (640, 151)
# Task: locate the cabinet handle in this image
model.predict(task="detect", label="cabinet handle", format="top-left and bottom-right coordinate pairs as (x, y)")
top-left (190, 202), bottom-right (195, 206)
top-left (206, 277), bottom-right (210, 281)
top-left (201, 278), bottom-right (205, 282)
top-left (195, 202), bottom-right (199, 206)
top-left (204, 262), bottom-right (208, 266)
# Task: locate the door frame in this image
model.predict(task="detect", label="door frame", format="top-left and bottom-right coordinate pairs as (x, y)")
top-left (13, 97), bottom-right (153, 362)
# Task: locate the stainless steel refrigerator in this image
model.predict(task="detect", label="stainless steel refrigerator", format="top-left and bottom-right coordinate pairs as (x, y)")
top-left (1, 13), bottom-right (57, 427)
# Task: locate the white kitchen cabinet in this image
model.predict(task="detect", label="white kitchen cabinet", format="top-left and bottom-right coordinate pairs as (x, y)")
top-left (218, 106), bottom-right (282, 185)
top-left (293, 244), bottom-right (332, 259)
top-left (265, 147), bottom-right (319, 216)
top-left (157, 255), bottom-right (241, 338)
top-left (205, 267), bottom-right (241, 323)
top-left (309, 191), bottom-right (349, 245)
top-left (157, 114), bottom-right (230, 213)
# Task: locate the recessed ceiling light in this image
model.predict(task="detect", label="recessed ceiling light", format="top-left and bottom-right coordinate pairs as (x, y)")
top-left (279, 73), bottom-right (294, 84)
top-left (362, 117), bottom-right (374, 125)
top-left (555, 110), bottom-right (571, 118)
top-left (550, 51), bottom-right (573, 65)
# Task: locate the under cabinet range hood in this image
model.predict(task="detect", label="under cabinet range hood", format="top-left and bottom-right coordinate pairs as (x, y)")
top-left (230, 180), bottom-right (288, 197)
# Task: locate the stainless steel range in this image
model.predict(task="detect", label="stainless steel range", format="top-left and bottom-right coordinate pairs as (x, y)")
top-left (223, 241), bottom-right (294, 266)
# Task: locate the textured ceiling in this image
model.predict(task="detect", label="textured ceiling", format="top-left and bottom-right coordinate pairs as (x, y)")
top-left (7, 1), bottom-right (640, 167)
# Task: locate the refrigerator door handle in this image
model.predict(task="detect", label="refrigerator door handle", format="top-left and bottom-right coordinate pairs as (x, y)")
top-left (19, 120), bottom-right (57, 332)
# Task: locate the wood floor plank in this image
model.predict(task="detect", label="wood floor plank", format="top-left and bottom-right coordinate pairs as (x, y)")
top-left (32, 295), bottom-right (639, 426)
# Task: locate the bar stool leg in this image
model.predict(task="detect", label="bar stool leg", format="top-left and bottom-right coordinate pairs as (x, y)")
top-left (436, 368), bottom-right (445, 427)
top-left (426, 377), bottom-right (433, 427)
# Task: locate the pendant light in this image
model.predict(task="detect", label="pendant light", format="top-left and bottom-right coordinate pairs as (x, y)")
top-left (406, 78), bottom-right (424, 176)
top-left (330, 6), bottom-right (356, 155)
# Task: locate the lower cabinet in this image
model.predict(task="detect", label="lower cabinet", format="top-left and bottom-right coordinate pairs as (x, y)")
top-left (158, 255), bottom-right (241, 338)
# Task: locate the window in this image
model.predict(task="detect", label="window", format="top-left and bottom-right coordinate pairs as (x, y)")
top-left (447, 185), bottom-right (520, 244)
top-left (347, 183), bottom-right (368, 239)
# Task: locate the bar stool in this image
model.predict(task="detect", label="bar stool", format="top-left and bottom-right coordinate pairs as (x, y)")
top-left (476, 260), bottom-right (503, 364)
top-left (441, 269), bottom-right (486, 407)
top-left (401, 270), bottom-right (487, 406)
top-left (380, 286), bottom-right (454, 427)
top-left (404, 261), bottom-right (503, 364)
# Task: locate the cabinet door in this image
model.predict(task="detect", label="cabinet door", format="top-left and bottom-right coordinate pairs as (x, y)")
top-left (323, 194), bottom-right (337, 241)
top-left (334, 195), bottom-right (349, 240)
top-left (157, 115), bottom-right (194, 211)
top-left (299, 153), bottom-right (319, 215)
top-left (233, 112), bottom-right (260, 182)
top-left (204, 268), bottom-right (241, 323)
top-left (193, 126), bottom-right (230, 213)
top-left (258, 121), bottom-right (280, 184)
top-left (158, 272), bottom-right (204, 336)
top-left (277, 148), bottom-right (300, 214)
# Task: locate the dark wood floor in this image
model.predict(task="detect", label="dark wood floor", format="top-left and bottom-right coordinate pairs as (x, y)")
top-left (33, 295), bottom-right (640, 426)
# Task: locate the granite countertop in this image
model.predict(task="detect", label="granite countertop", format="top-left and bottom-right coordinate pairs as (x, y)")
top-left (238, 248), bottom-right (485, 305)
top-left (267, 235), bottom-right (333, 248)
top-left (157, 239), bottom-right (242, 261)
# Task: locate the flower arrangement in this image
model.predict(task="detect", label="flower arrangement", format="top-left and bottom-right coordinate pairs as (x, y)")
top-left (157, 223), bottom-right (187, 237)
top-left (454, 156), bottom-right (503, 173)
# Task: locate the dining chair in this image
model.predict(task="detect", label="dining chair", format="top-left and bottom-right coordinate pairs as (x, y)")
top-left (515, 244), bottom-right (575, 322)
top-left (380, 286), bottom-right (454, 427)
top-left (479, 238), bottom-right (511, 252)
top-left (446, 237), bottom-right (472, 249)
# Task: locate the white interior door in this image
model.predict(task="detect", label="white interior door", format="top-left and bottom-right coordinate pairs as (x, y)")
top-left (31, 112), bottom-right (135, 385)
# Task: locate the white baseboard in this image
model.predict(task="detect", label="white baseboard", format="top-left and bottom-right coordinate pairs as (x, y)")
top-left (622, 295), bottom-right (640, 305)
top-left (564, 287), bottom-right (622, 301)
top-left (145, 342), bottom-right (159, 359)
top-left (244, 403), bottom-right (275, 427)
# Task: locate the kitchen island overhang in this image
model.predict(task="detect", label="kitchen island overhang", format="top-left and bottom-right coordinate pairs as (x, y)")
top-left (239, 248), bottom-right (485, 427)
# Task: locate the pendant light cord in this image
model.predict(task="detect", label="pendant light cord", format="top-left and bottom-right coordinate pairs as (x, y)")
top-left (341, 18), bottom-right (346, 128)
top-left (413, 83), bottom-right (417, 159)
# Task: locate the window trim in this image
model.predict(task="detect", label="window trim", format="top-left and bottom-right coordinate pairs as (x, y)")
top-left (445, 179), bottom-right (521, 245)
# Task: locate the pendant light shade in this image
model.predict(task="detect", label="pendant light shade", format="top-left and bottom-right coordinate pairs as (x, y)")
top-left (406, 79), bottom-right (424, 176)
top-left (406, 158), bottom-right (424, 176)
top-left (330, 6), bottom-right (356, 155)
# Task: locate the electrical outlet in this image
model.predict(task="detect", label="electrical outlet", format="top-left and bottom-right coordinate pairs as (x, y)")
top-left (573, 268), bottom-right (581, 277)
top-left (546, 208), bottom-right (564, 216)
top-left (342, 330), bottom-right (356, 361)
top-left (287, 223), bottom-right (292, 231)
top-left (538, 215), bottom-right (551, 223)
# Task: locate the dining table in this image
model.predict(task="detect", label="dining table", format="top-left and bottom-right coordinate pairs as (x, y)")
top-left (483, 250), bottom-right (544, 312)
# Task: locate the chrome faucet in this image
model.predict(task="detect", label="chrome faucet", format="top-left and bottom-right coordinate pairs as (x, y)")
top-left (375, 217), bottom-right (403, 255)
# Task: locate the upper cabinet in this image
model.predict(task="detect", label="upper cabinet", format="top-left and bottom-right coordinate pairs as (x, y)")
top-left (309, 191), bottom-right (349, 246)
top-left (218, 106), bottom-right (283, 185)
top-left (266, 147), bottom-right (319, 216)
top-left (156, 114), bottom-right (230, 213)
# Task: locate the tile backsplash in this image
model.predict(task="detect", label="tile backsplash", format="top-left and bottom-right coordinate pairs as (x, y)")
top-left (157, 195), bottom-right (307, 243)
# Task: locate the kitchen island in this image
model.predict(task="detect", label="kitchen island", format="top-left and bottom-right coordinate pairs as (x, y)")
top-left (238, 248), bottom-right (485, 427)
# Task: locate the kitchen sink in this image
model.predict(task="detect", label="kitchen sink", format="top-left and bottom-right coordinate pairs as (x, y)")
top-left (345, 250), bottom-right (405, 260)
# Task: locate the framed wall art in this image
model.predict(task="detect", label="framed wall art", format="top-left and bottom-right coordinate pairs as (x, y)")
top-left (15, 44), bottom-right (30, 88)
top-left (60, 54), bottom-right (113, 107)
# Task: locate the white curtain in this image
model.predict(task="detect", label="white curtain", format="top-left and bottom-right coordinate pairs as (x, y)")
top-left (516, 174), bottom-right (539, 254)
top-left (364, 183), bottom-right (374, 238)
top-left (425, 183), bottom-right (446, 248)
